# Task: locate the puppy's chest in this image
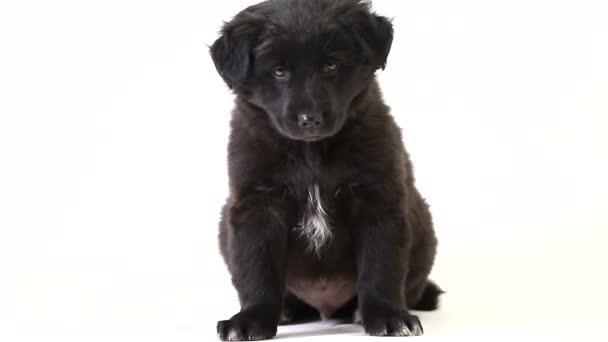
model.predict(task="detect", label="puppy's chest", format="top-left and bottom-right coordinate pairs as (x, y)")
top-left (283, 146), bottom-right (354, 254)
top-left (294, 183), bottom-right (334, 254)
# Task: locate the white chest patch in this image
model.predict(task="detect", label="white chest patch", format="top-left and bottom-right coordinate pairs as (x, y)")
top-left (298, 184), bottom-right (332, 254)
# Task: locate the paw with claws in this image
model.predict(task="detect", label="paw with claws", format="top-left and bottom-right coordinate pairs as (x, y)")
top-left (363, 312), bottom-right (423, 337)
top-left (217, 310), bottom-right (277, 341)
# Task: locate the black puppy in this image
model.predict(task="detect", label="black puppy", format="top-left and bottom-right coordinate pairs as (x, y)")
top-left (210, 0), bottom-right (441, 340)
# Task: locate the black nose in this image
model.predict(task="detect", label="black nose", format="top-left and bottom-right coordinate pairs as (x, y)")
top-left (297, 113), bottom-right (323, 128)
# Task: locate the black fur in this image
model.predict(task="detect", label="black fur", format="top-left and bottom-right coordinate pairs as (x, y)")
top-left (211, 0), bottom-right (441, 340)
top-left (410, 281), bottom-right (444, 311)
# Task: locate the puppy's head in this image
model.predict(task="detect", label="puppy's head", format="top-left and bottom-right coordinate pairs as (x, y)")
top-left (210, 0), bottom-right (393, 141)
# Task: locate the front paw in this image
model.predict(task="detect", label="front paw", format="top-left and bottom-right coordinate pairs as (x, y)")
top-left (217, 311), bottom-right (277, 341)
top-left (363, 312), bottom-right (423, 337)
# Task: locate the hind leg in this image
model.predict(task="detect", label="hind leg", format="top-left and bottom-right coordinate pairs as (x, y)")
top-left (408, 280), bottom-right (443, 311)
top-left (405, 188), bottom-right (442, 310)
top-left (405, 238), bottom-right (439, 310)
top-left (279, 294), bottom-right (320, 325)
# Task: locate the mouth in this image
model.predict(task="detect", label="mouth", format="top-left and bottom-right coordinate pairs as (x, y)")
top-left (301, 134), bottom-right (325, 142)
top-left (280, 129), bottom-right (330, 142)
top-left (295, 129), bottom-right (336, 142)
top-left (284, 122), bottom-right (346, 142)
top-left (273, 117), bottom-right (344, 142)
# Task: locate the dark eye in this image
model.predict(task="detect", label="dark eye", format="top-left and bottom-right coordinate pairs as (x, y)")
top-left (323, 63), bottom-right (338, 73)
top-left (273, 66), bottom-right (287, 78)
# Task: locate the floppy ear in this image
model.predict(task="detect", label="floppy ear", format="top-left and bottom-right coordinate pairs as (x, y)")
top-left (369, 14), bottom-right (394, 70)
top-left (210, 12), bottom-right (263, 89)
top-left (336, 2), bottom-right (394, 70)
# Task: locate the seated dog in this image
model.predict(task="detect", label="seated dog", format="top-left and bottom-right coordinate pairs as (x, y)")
top-left (210, 0), bottom-right (442, 340)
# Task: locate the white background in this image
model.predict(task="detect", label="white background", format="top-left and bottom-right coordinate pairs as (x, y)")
top-left (1, 0), bottom-right (607, 340)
